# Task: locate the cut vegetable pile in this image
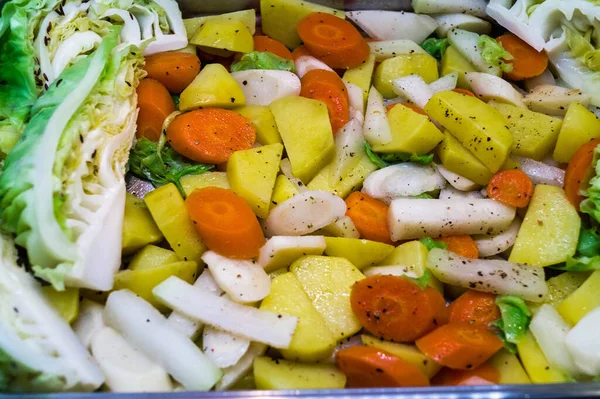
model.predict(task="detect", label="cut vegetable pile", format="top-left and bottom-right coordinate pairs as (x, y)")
top-left (0, 0), bottom-right (599, 393)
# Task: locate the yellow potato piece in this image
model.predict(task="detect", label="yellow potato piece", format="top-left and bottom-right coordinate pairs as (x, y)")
top-left (179, 64), bottom-right (245, 112)
top-left (509, 185), bottom-right (580, 267)
top-left (190, 19), bottom-right (253, 53)
top-left (557, 270), bottom-right (600, 325)
top-left (235, 105), bottom-right (282, 145)
top-left (323, 237), bottom-right (394, 270)
top-left (122, 193), bottom-right (163, 256)
top-left (270, 174), bottom-right (299, 208)
top-left (544, 271), bottom-right (591, 308)
top-left (553, 102), bottom-right (600, 163)
top-left (517, 331), bottom-right (568, 383)
top-left (183, 10), bottom-right (256, 37)
top-left (343, 53), bottom-right (376, 107)
top-left (437, 130), bottom-right (494, 185)
top-left (441, 46), bottom-right (477, 89)
top-left (307, 154), bottom-right (378, 198)
top-left (374, 54), bottom-right (439, 98)
top-left (254, 357), bottom-right (346, 390)
top-left (129, 245), bottom-right (180, 271)
top-left (181, 172), bottom-right (231, 197)
top-left (42, 287), bottom-right (79, 323)
top-left (378, 240), bottom-right (429, 275)
top-left (488, 349), bottom-right (531, 384)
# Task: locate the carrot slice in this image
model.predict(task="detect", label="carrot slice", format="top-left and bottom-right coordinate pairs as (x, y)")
top-left (486, 169), bottom-right (534, 208)
top-left (166, 108), bottom-right (256, 164)
top-left (185, 187), bottom-right (266, 258)
top-left (448, 290), bottom-right (500, 327)
top-left (345, 192), bottom-right (394, 244)
top-left (336, 346), bottom-right (430, 388)
top-left (136, 78), bottom-right (176, 142)
top-left (300, 69), bottom-right (349, 133)
top-left (437, 236), bottom-right (479, 259)
top-left (291, 44), bottom-right (311, 60)
top-left (496, 34), bottom-right (548, 81)
top-left (565, 138), bottom-right (600, 208)
top-left (297, 12), bottom-right (369, 69)
top-left (144, 52), bottom-right (201, 94)
top-left (351, 275), bottom-right (449, 342)
top-left (253, 35), bottom-right (293, 60)
top-left (432, 363), bottom-right (500, 386)
top-left (452, 88), bottom-right (476, 97)
top-left (416, 323), bottom-right (504, 370)
top-left (386, 103), bottom-right (427, 115)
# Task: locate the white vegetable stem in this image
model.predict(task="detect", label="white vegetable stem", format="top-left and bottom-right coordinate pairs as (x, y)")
top-left (346, 11), bottom-right (438, 44)
top-left (466, 72), bottom-right (526, 108)
top-left (432, 14), bottom-right (491, 37)
top-left (362, 164), bottom-right (446, 203)
top-left (265, 191), bottom-right (347, 237)
top-left (103, 290), bottom-right (222, 391)
top-left (363, 265), bottom-right (420, 278)
top-left (426, 249), bottom-right (548, 301)
top-left (473, 218), bottom-right (521, 257)
top-left (280, 159), bottom-right (307, 193)
top-left (429, 73), bottom-right (458, 94)
top-left (566, 307), bottom-right (600, 376)
top-left (388, 198), bottom-right (516, 241)
top-left (523, 84), bottom-right (591, 116)
top-left (524, 69), bottom-right (556, 92)
top-left (437, 164), bottom-right (479, 191)
top-left (294, 55), bottom-right (334, 79)
top-left (91, 327), bottom-right (172, 393)
top-left (391, 75), bottom-right (434, 109)
top-left (73, 299), bottom-right (105, 350)
top-left (368, 40), bottom-right (427, 62)
top-left (512, 156), bottom-right (565, 187)
top-left (153, 276), bottom-right (298, 349)
top-left (439, 186), bottom-right (483, 200)
top-left (202, 251), bottom-right (271, 304)
top-left (530, 304), bottom-right (582, 377)
top-left (345, 82), bottom-right (365, 123)
top-left (448, 29), bottom-right (501, 76)
top-left (258, 236), bottom-right (326, 272)
top-left (412, 0), bottom-right (488, 18)
top-left (330, 119), bottom-right (365, 186)
top-left (215, 343), bottom-right (267, 391)
top-left (363, 86), bottom-right (393, 145)
top-left (202, 326), bottom-right (250, 369)
top-left (230, 70), bottom-right (301, 106)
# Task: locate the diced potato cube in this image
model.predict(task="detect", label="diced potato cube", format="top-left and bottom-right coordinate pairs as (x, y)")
top-left (517, 331), bottom-right (568, 383)
top-left (235, 105), bottom-right (282, 145)
top-left (425, 91), bottom-right (513, 173)
top-left (318, 216), bottom-right (360, 238)
top-left (179, 64), bottom-right (245, 112)
top-left (129, 245), bottom-right (180, 271)
top-left (323, 237), bottom-right (394, 269)
top-left (379, 240), bottom-right (428, 275)
top-left (343, 53), bottom-right (376, 107)
top-left (291, 256), bottom-right (364, 340)
top-left (307, 154), bottom-right (378, 198)
top-left (553, 102), bottom-right (600, 163)
top-left (270, 174), bottom-right (299, 208)
top-left (260, 273), bottom-right (336, 362)
top-left (544, 271), bottom-right (591, 308)
top-left (122, 193), bottom-right (163, 256)
top-left (374, 54), bottom-right (439, 98)
top-left (488, 349), bottom-right (531, 384)
top-left (260, 0), bottom-right (344, 49)
top-left (254, 357), bottom-right (346, 390)
top-left (441, 46), bottom-right (477, 89)
top-left (181, 172), bottom-right (231, 197)
top-left (227, 143), bottom-right (283, 218)
top-left (490, 101), bottom-right (562, 161)
top-left (557, 271), bottom-right (600, 326)
top-left (270, 96), bottom-right (334, 183)
top-left (183, 10), bottom-right (256, 37)
top-left (437, 131), bottom-right (493, 185)
top-left (371, 104), bottom-right (444, 154)
top-left (42, 287), bottom-right (79, 323)
top-left (144, 183), bottom-right (206, 265)
top-left (509, 185), bottom-right (580, 267)
top-left (190, 20), bottom-right (253, 53)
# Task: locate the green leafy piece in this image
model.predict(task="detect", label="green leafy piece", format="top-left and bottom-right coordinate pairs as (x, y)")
top-left (128, 137), bottom-right (213, 197)
top-left (419, 237), bottom-right (448, 251)
top-left (364, 142), bottom-right (387, 169)
top-left (491, 295), bottom-right (532, 353)
top-left (581, 143), bottom-right (600, 221)
top-left (230, 51), bottom-right (295, 73)
top-left (171, 94), bottom-right (180, 109)
top-left (551, 256), bottom-right (600, 272)
top-left (564, 25), bottom-right (600, 72)
top-left (421, 37), bottom-right (449, 59)
top-left (576, 226), bottom-right (600, 257)
top-left (478, 34), bottom-right (514, 73)
top-left (379, 152), bottom-right (434, 165)
top-left (411, 192), bottom-right (434, 199)
top-left (405, 269), bottom-right (432, 290)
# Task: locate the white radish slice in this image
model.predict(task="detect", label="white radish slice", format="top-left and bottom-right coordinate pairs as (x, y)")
top-left (73, 299), bottom-right (105, 350)
top-left (265, 191), bottom-right (347, 237)
top-left (362, 164), bottom-right (446, 203)
top-left (202, 251), bottom-right (271, 304)
top-left (294, 55), bottom-right (334, 79)
top-left (473, 218), bottom-right (521, 257)
top-left (530, 304), bottom-right (582, 377)
top-left (466, 72), bottom-right (526, 108)
top-left (412, 0), bottom-right (488, 18)
top-left (523, 85), bottom-right (590, 116)
top-left (426, 249), bottom-right (547, 301)
top-left (321, 216), bottom-right (361, 239)
top-left (202, 326), bottom-right (250, 368)
top-left (368, 40), bottom-right (427, 62)
top-left (388, 198), bottom-right (516, 241)
top-left (258, 236), bottom-right (327, 272)
top-left (429, 73), bottom-right (458, 94)
top-left (437, 164), bottom-right (480, 191)
top-left (566, 307), bottom-right (600, 376)
top-left (391, 74), bottom-right (434, 109)
top-left (216, 343), bottom-right (267, 391)
top-left (439, 186), bottom-right (483, 200)
top-left (345, 82), bottom-right (365, 123)
top-left (153, 276), bottom-right (298, 349)
top-left (363, 265), bottom-right (420, 278)
top-left (91, 327), bottom-right (172, 393)
top-left (330, 119), bottom-right (365, 185)
top-left (512, 156), bottom-right (565, 187)
top-left (364, 86), bottom-right (393, 145)
top-left (104, 290), bottom-right (222, 391)
top-left (230, 70), bottom-right (301, 106)
top-left (280, 158), bottom-right (307, 193)
top-left (448, 29), bottom-right (501, 76)
top-left (524, 69), bottom-right (556, 92)
top-left (346, 11), bottom-right (438, 44)
top-left (433, 13), bottom-right (492, 37)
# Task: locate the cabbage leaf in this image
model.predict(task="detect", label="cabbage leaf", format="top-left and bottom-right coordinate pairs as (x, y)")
top-left (478, 34), bottom-right (514, 73)
top-left (230, 51), bottom-right (295, 73)
top-left (491, 296), bottom-right (532, 353)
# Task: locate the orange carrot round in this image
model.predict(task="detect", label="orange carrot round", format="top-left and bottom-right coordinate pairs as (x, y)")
top-left (291, 45), bottom-right (312, 60)
top-left (345, 192), bottom-right (394, 244)
top-left (448, 290), bottom-right (500, 327)
top-left (386, 103), bottom-right (427, 115)
top-left (136, 78), bottom-right (176, 142)
top-left (496, 34), bottom-right (548, 81)
top-left (486, 170), bottom-right (534, 208)
top-left (144, 52), bottom-right (201, 93)
top-left (452, 88), bottom-right (476, 97)
top-left (300, 69), bottom-right (349, 133)
top-left (297, 12), bottom-right (369, 69)
top-left (416, 323), bottom-right (504, 370)
top-left (565, 138), bottom-right (600, 208)
top-left (253, 35), bottom-right (293, 60)
top-left (336, 346), bottom-right (430, 388)
top-left (432, 363), bottom-right (500, 386)
top-left (351, 275), bottom-right (449, 342)
top-left (185, 187), bottom-right (266, 258)
top-left (437, 236), bottom-right (479, 259)
top-left (167, 108), bottom-right (256, 164)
